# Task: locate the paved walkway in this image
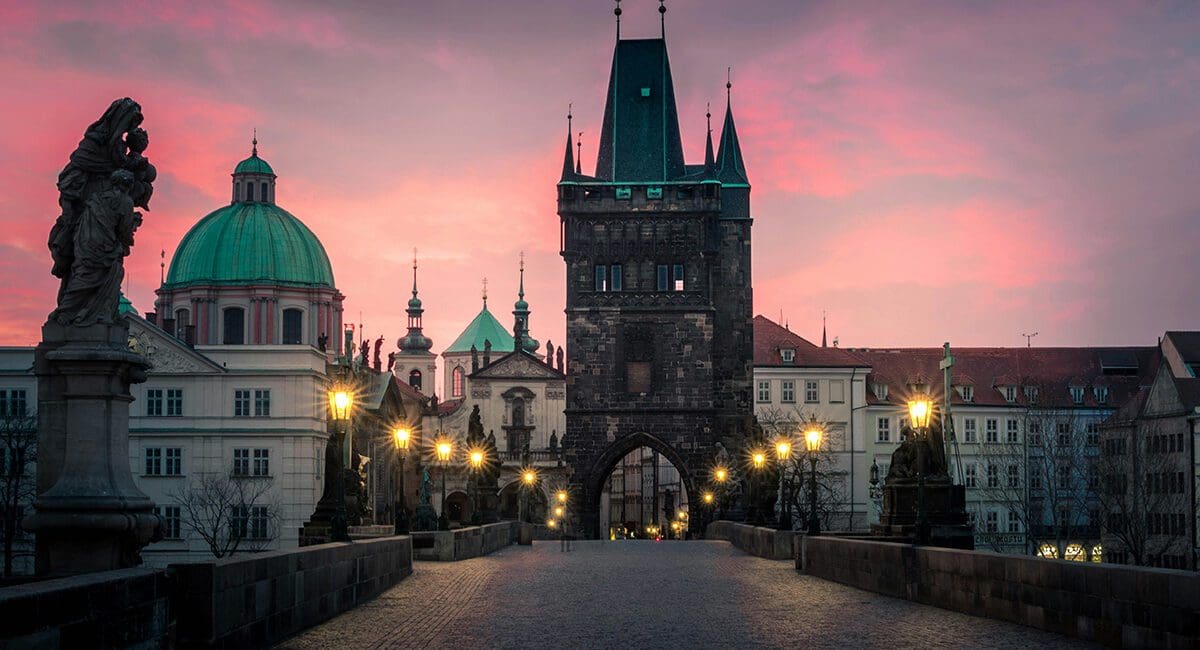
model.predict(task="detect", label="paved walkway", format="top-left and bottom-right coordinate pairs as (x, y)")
top-left (280, 541), bottom-right (1095, 649)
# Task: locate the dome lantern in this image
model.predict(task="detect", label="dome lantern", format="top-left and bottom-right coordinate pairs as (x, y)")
top-left (232, 132), bottom-right (277, 205)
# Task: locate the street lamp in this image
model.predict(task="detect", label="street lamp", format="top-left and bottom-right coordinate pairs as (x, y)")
top-left (907, 397), bottom-right (934, 544)
top-left (520, 468), bottom-right (537, 524)
top-left (393, 426), bottom-right (411, 535)
top-left (750, 449), bottom-right (767, 524)
top-left (468, 448), bottom-right (485, 525)
top-left (803, 423), bottom-right (823, 536)
top-left (712, 466), bottom-right (730, 519)
top-left (435, 438), bottom-right (453, 530)
top-left (326, 388), bottom-right (353, 542)
top-left (775, 439), bottom-right (793, 530)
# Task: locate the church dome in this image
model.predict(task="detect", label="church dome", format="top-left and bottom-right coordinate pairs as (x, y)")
top-left (445, 303), bottom-right (514, 354)
top-left (234, 153), bottom-right (274, 175)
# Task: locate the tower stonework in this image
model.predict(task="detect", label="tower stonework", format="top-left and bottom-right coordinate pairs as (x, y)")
top-left (559, 33), bottom-right (753, 537)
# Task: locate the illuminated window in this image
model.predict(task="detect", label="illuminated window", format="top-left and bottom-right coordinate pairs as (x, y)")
top-left (452, 366), bottom-right (465, 397)
top-left (409, 369), bottom-right (422, 391)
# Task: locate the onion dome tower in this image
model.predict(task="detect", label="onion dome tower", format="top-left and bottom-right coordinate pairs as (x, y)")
top-left (155, 136), bottom-right (344, 351)
top-left (394, 251), bottom-right (436, 392)
top-left (512, 254), bottom-right (539, 354)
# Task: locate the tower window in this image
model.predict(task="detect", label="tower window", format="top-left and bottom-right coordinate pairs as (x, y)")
top-left (260, 182), bottom-right (269, 202)
top-left (656, 265), bottom-right (668, 291)
top-left (672, 264), bottom-right (685, 291)
top-left (452, 366), bottom-right (465, 398)
top-left (409, 369), bottom-right (422, 391)
top-left (246, 182), bottom-right (255, 202)
top-left (610, 264), bottom-right (623, 291)
top-left (594, 265), bottom-right (607, 291)
top-left (282, 308), bottom-right (303, 344)
top-left (624, 326), bottom-right (654, 394)
top-left (223, 307), bottom-right (245, 344)
top-left (174, 308), bottom-right (190, 339)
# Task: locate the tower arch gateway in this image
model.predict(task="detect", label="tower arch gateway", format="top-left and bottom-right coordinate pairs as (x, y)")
top-left (558, 12), bottom-right (754, 538)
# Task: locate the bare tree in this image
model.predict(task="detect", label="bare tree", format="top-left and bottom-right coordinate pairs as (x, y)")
top-left (0, 410), bottom-right (36, 577)
top-left (756, 406), bottom-right (853, 531)
top-left (170, 474), bottom-right (281, 558)
top-left (1094, 418), bottom-right (1191, 567)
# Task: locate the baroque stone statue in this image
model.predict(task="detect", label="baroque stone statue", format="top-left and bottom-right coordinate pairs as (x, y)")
top-left (47, 98), bottom-right (154, 326)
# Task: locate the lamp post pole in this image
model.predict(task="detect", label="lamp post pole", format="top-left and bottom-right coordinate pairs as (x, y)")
top-left (393, 427), bottom-right (410, 535)
top-left (908, 398), bottom-right (933, 545)
top-left (328, 389), bottom-right (353, 543)
top-left (775, 440), bottom-right (793, 530)
top-left (751, 451), bottom-right (766, 525)
top-left (435, 439), bottom-right (452, 531)
top-left (803, 424), bottom-right (823, 536)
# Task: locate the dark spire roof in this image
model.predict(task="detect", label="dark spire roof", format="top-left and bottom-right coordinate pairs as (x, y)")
top-left (398, 249), bottom-right (432, 354)
top-left (703, 102), bottom-right (716, 178)
top-left (716, 75), bottom-right (749, 185)
top-left (594, 38), bottom-right (687, 183)
top-left (561, 106), bottom-right (576, 181)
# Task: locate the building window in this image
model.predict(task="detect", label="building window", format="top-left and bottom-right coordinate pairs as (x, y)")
top-left (165, 447), bottom-right (182, 476)
top-left (829, 380), bottom-right (845, 403)
top-left (174, 308), bottom-right (190, 338)
top-left (656, 265), bottom-right (669, 291)
top-left (1006, 419), bottom-right (1019, 444)
top-left (1003, 386), bottom-right (1016, 403)
top-left (157, 506), bottom-right (182, 539)
top-left (624, 327), bottom-right (654, 394)
top-left (1029, 466), bottom-right (1042, 489)
top-left (805, 380), bottom-right (819, 403)
top-left (672, 264), bottom-right (685, 291)
top-left (1069, 386), bottom-right (1084, 405)
top-left (144, 447), bottom-right (162, 475)
top-left (963, 418), bottom-right (977, 443)
top-left (253, 448), bottom-right (270, 476)
top-left (1007, 510), bottom-right (1020, 533)
top-left (781, 349), bottom-right (795, 364)
top-left (872, 383), bottom-right (888, 401)
top-left (877, 418), bottom-right (891, 443)
top-left (985, 418), bottom-right (998, 443)
top-left (246, 182), bottom-right (255, 202)
top-left (234, 390), bottom-right (251, 417)
top-left (1028, 420), bottom-right (1042, 446)
top-left (1093, 386), bottom-right (1108, 404)
top-left (409, 369), bottom-right (422, 391)
top-left (1007, 464), bottom-right (1019, 488)
top-left (452, 366), bottom-right (465, 397)
top-left (166, 389), bottom-right (183, 416)
top-left (985, 511), bottom-right (999, 533)
top-left (1057, 465), bottom-right (1070, 489)
top-left (260, 182), bottom-right (268, 202)
top-left (254, 390), bottom-right (270, 417)
top-left (233, 448), bottom-right (250, 476)
top-left (611, 264), bottom-right (623, 291)
top-left (1085, 422), bottom-right (1099, 446)
top-left (964, 464), bottom-right (977, 488)
top-left (756, 381), bottom-right (771, 403)
top-left (959, 385), bottom-right (974, 402)
top-left (986, 464), bottom-right (998, 488)
top-left (282, 308), bottom-right (303, 344)
top-left (223, 307), bottom-right (245, 345)
top-left (1056, 422), bottom-right (1071, 447)
top-left (781, 380), bottom-right (795, 403)
top-left (146, 389), bottom-right (164, 416)
top-left (231, 505), bottom-right (270, 539)
top-left (594, 265), bottom-right (607, 291)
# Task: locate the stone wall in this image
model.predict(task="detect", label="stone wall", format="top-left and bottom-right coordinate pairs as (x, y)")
top-left (411, 521), bottom-right (517, 561)
top-left (800, 536), bottom-right (1199, 647)
top-left (706, 520), bottom-right (796, 560)
top-left (172, 536), bottom-right (412, 648)
top-left (0, 567), bottom-right (173, 648)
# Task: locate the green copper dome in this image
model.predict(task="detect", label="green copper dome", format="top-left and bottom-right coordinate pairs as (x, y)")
top-left (445, 304), bottom-right (514, 354)
top-left (234, 154), bottom-right (274, 175)
top-left (118, 293), bottom-right (136, 315)
top-left (165, 202), bottom-right (334, 288)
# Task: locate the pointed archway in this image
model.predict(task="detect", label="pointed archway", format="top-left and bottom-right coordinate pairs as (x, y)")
top-left (578, 432), bottom-right (698, 539)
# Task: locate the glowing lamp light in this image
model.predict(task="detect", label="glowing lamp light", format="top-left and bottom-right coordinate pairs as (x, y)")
top-left (522, 469), bottom-right (537, 485)
top-left (678, 510), bottom-right (687, 520)
top-left (804, 427), bottom-right (823, 453)
top-left (554, 506), bottom-right (564, 518)
top-left (329, 390), bottom-right (352, 421)
top-left (714, 467), bottom-right (728, 483)
top-left (556, 490), bottom-right (568, 504)
top-left (703, 491), bottom-right (714, 505)
top-left (393, 427), bottom-right (411, 451)
top-left (547, 519), bottom-right (557, 529)
top-left (907, 398), bottom-right (933, 430)
top-left (435, 440), bottom-right (453, 463)
top-left (752, 451), bottom-right (766, 469)
top-left (775, 440), bottom-right (792, 460)
top-left (469, 449), bottom-right (484, 469)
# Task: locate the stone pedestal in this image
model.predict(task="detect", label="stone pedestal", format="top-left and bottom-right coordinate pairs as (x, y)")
top-left (23, 322), bottom-right (160, 576)
top-left (871, 479), bottom-right (974, 549)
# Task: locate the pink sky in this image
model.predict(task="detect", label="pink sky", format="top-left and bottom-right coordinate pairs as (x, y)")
top-left (2, 1), bottom-right (1198, 370)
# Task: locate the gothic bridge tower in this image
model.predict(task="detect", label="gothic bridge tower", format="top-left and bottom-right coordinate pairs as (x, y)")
top-left (558, 5), bottom-right (753, 538)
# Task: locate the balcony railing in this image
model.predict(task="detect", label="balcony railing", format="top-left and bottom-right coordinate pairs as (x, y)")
top-left (498, 450), bottom-right (561, 464)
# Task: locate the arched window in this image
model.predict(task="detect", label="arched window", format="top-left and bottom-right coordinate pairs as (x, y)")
top-left (282, 308), bottom-right (303, 344)
top-left (409, 369), bottom-right (422, 391)
top-left (260, 182), bottom-right (269, 202)
top-left (246, 182), bottom-right (255, 202)
top-left (174, 308), bottom-right (190, 338)
top-left (452, 366), bottom-right (465, 397)
top-left (222, 307), bottom-right (245, 344)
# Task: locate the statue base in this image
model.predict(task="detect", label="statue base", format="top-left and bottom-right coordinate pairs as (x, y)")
top-left (24, 321), bottom-right (160, 576)
top-left (871, 479), bottom-right (974, 550)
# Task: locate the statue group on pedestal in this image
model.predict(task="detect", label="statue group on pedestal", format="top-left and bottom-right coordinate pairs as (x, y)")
top-left (48, 98), bottom-right (156, 327)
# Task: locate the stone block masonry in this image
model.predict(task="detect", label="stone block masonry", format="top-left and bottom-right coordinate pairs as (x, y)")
top-left (706, 520), bottom-right (796, 560)
top-left (410, 521), bottom-right (518, 561)
top-left (800, 536), bottom-right (1199, 648)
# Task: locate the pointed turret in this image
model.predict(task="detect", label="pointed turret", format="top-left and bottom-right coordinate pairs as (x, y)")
top-left (561, 106), bottom-right (576, 181)
top-left (512, 254), bottom-right (540, 354)
top-left (703, 103), bottom-right (716, 179)
top-left (398, 251), bottom-right (433, 354)
top-left (595, 37), bottom-right (686, 182)
top-left (716, 78), bottom-right (749, 186)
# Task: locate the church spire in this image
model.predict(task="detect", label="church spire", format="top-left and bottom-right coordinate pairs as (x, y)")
top-left (821, 311), bottom-right (828, 348)
top-left (561, 105), bottom-right (575, 181)
top-left (512, 252), bottom-right (539, 354)
top-left (716, 69), bottom-right (749, 185)
top-left (704, 102), bottom-right (716, 176)
top-left (398, 248), bottom-right (432, 354)
top-left (252, 128), bottom-right (258, 157)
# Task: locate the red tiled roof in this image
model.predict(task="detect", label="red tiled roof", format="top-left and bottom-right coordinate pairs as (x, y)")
top-left (394, 379), bottom-right (427, 402)
top-left (850, 345), bottom-right (1157, 409)
top-left (753, 316), bottom-right (869, 368)
top-left (437, 397), bottom-right (464, 416)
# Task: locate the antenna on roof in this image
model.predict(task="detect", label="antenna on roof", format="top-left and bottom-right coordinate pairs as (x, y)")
top-left (1022, 332), bottom-right (1039, 348)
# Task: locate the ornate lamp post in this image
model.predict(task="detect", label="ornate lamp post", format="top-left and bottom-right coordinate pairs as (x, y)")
top-left (468, 448), bottom-right (485, 525)
top-left (393, 427), bottom-right (411, 535)
top-left (435, 438), bottom-right (453, 530)
top-left (774, 438), bottom-right (793, 530)
top-left (751, 450), bottom-right (766, 524)
top-left (327, 388), bottom-right (354, 542)
top-left (907, 397), bottom-right (934, 544)
top-left (520, 468), bottom-right (537, 524)
top-left (713, 466), bottom-right (729, 520)
top-left (803, 424), bottom-right (823, 536)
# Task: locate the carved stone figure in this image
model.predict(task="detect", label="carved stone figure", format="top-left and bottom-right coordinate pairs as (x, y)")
top-left (468, 405), bottom-right (484, 443)
top-left (471, 344), bottom-right (479, 373)
top-left (359, 339), bottom-right (369, 366)
top-left (546, 341), bottom-right (554, 363)
top-left (411, 467), bottom-right (438, 531)
top-left (317, 333), bottom-right (328, 352)
top-left (373, 335), bottom-right (384, 371)
top-left (555, 347), bottom-right (564, 372)
top-left (387, 351), bottom-right (396, 372)
top-left (548, 431), bottom-right (558, 452)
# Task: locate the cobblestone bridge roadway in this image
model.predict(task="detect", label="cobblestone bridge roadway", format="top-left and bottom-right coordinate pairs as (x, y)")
top-left (280, 540), bottom-right (1095, 649)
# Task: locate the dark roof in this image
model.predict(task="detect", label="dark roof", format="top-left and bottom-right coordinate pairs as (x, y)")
top-left (851, 345), bottom-right (1156, 408)
top-left (753, 316), bottom-right (869, 368)
top-left (594, 39), bottom-right (686, 182)
top-left (1166, 331), bottom-right (1200, 366)
top-left (1173, 377), bottom-right (1200, 411)
top-left (715, 95), bottom-right (748, 185)
top-left (437, 397), bottom-right (464, 417)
